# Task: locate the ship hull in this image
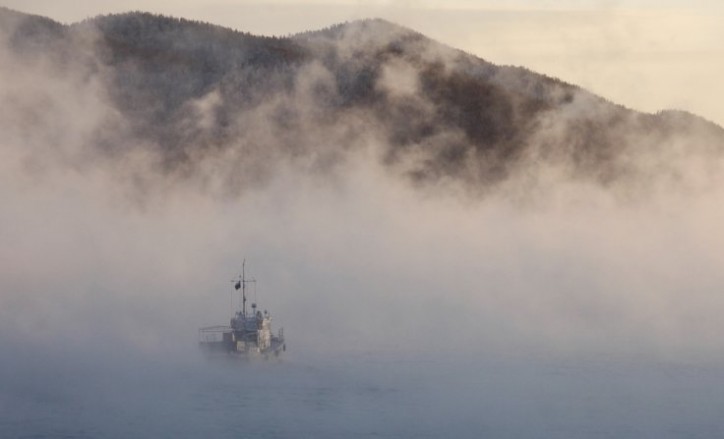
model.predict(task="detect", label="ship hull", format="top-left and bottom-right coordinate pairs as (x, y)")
top-left (198, 325), bottom-right (285, 358)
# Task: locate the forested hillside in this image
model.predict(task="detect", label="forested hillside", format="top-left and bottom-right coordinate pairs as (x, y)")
top-left (2, 7), bottom-right (723, 197)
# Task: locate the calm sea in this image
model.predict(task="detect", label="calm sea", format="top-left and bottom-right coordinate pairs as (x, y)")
top-left (2, 347), bottom-right (724, 438)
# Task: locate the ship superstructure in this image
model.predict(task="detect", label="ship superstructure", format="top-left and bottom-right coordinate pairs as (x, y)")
top-left (199, 261), bottom-right (285, 357)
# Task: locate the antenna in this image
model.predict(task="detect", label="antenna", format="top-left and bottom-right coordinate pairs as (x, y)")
top-left (232, 259), bottom-right (256, 318)
top-left (242, 259), bottom-right (247, 317)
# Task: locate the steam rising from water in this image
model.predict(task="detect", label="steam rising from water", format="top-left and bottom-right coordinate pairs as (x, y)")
top-left (3, 98), bottom-right (724, 359)
top-left (1, 10), bottom-right (724, 360)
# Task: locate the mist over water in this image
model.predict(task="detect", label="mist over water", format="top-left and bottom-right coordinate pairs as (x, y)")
top-left (3, 9), bottom-right (724, 438)
top-left (5, 142), bottom-right (724, 437)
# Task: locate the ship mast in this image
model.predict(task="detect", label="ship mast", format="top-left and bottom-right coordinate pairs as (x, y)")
top-left (242, 260), bottom-right (247, 317)
top-left (233, 259), bottom-right (256, 318)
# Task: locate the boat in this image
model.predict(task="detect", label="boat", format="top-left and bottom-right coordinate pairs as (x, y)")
top-left (198, 261), bottom-right (285, 357)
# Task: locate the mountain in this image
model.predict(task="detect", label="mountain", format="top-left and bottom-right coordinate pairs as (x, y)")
top-left (2, 8), bottom-right (723, 196)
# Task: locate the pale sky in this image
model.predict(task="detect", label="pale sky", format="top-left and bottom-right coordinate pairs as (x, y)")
top-left (3, 0), bottom-right (724, 126)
